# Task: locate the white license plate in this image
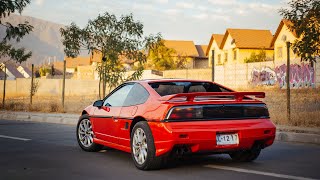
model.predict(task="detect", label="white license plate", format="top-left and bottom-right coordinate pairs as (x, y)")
top-left (216, 133), bottom-right (239, 145)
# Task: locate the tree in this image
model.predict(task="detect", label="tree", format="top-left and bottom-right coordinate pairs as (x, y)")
top-left (244, 49), bottom-right (270, 63)
top-left (39, 66), bottom-right (51, 77)
top-left (279, 0), bottom-right (320, 63)
top-left (60, 12), bottom-right (161, 97)
top-left (0, 0), bottom-right (33, 63)
top-left (146, 42), bottom-right (189, 71)
top-left (30, 79), bottom-right (39, 98)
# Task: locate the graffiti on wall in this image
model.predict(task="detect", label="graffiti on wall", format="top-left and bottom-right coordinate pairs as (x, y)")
top-left (275, 63), bottom-right (315, 88)
top-left (251, 67), bottom-right (277, 86)
top-left (251, 63), bottom-right (315, 88)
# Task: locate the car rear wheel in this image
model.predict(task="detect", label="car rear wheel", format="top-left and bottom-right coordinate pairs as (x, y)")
top-left (229, 145), bottom-right (261, 162)
top-left (76, 115), bottom-right (103, 152)
top-left (131, 121), bottom-right (167, 170)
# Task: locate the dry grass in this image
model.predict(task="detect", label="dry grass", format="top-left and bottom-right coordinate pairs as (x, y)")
top-left (1, 88), bottom-right (320, 128)
top-left (237, 87), bottom-right (320, 128)
top-left (2, 95), bottom-right (98, 114)
top-left (264, 88), bottom-right (320, 127)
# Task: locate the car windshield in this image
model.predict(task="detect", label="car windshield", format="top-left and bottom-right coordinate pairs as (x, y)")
top-left (149, 81), bottom-right (231, 96)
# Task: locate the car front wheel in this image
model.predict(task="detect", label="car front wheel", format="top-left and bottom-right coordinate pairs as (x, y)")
top-left (76, 115), bottom-right (103, 152)
top-left (131, 121), bottom-right (167, 170)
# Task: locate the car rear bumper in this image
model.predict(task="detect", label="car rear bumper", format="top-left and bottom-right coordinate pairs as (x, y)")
top-left (148, 119), bottom-right (276, 157)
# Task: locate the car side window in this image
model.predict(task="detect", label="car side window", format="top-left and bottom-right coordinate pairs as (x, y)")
top-left (123, 83), bottom-right (149, 106)
top-left (103, 84), bottom-right (134, 107)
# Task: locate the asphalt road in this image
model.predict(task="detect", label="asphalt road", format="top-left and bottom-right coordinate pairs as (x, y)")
top-left (0, 119), bottom-right (319, 180)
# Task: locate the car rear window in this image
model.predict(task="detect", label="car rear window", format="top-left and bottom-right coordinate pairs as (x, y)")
top-left (149, 82), bottom-right (231, 96)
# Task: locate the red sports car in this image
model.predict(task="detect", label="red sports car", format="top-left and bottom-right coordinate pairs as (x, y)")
top-left (77, 79), bottom-right (276, 170)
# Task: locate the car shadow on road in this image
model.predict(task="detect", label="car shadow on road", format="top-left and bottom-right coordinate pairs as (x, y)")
top-left (96, 147), bottom-right (262, 170)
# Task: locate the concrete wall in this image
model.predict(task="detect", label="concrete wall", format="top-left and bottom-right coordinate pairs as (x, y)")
top-left (138, 70), bottom-right (163, 80)
top-left (1, 61), bottom-right (319, 98)
top-left (164, 68), bottom-right (212, 81)
top-left (163, 62), bottom-right (276, 89)
top-left (163, 60), bottom-right (320, 89)
top-left (0, 70), bottom-right (163, 97)
top-left (1, 78), bottom-right (100, 97)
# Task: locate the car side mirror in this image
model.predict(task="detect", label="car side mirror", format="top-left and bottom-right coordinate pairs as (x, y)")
top-left (93, 100), bottom-right (103, 108)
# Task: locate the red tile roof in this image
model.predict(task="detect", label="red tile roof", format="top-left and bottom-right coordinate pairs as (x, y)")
top-left (220, 29), bottom-right (273, 50)
top-left (65, 57), bottom-right (91, 68)
top-left (163, 40), bottom-right (199, 57)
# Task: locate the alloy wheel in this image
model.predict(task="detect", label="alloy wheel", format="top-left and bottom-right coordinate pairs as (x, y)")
top-left (78, 119), bottom-right (94, 147)
top-left (132, 128), bottom-right (148, 165)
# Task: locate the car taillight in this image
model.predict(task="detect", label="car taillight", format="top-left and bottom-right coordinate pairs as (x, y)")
top-left (166, 106), bottom-right (203, 120)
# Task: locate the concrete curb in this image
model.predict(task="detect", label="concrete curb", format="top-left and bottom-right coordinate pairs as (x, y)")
top-left (277, 125), bottom-right (320, 135)
top-left (1, 111), bottom-right (319, 145)
top-left (276, 132), bottom-right (320, 145)
top-left (0, 111), bottom-right (79, 125)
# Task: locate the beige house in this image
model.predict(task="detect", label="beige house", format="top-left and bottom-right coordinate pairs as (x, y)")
top-left (219, 29), bottom-right (274, 64)
top-left (53, 61), bottom-right (64, 72)
top-left (76, 65), bottom-right (98, 80)
top-left (64, 56), bottom-right (92, 73)
top-left (271, 19), bottom-right (299, 63)
top-left (163, 40), bottom-right (199, 68)
top-left (74, 51), bottom-right (139, 80)
top-left (195, 45), bottom-right (209, 68)
top-left (206, 34), bottom-right (224, 67)
top-left (163, 40), bottom-right (209, 69)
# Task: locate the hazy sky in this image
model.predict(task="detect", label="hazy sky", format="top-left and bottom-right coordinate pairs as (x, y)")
top-left (23, 0), bottom-right (288, 45)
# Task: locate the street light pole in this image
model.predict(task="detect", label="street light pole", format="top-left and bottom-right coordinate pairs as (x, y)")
top-left (286, 41), bottom-right (291, 123)
top-left (211, 50), bottom-right (215, 82)
top-left (62, 60), bottom-right (66, 110)
top-left (2, 64), bottom-right (6, 109)
top-left (30, 64), bottom-right (34, 105)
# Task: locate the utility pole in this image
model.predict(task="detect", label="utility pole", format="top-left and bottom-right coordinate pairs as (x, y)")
top-left (62, 60), bottom-right (66, 109)
top-left (211, 50), bottom-right (215, 82)
top-left (30, 64), bottom-right (34, 105)
top-left (2, 64), bottom-right (6, 109)
top-left (102, 57), bottom-right (106, 98)
top-left (286, 41), bottom-right (291, 123)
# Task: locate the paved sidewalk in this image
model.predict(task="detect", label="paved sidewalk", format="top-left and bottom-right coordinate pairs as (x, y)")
top-left (1, 111), bottom-right (319, 145)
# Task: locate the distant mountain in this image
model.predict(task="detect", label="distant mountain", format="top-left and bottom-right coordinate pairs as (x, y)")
top-left (0, 14), bottom-right (65, 65)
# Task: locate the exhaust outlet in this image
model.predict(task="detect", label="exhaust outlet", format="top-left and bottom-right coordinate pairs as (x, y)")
top-left (174, 145), bottom-right (191, 156)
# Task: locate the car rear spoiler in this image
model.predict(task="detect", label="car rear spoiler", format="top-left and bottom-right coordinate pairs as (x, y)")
top-left (158, 92), bottom-right (265, 102)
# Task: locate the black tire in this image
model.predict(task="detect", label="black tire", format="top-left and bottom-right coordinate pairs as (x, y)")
top-left (130, 121), bottom-right (167, 170)
top-left (76, 115), bottom-right (103, 152)
top-left (229, 146), bottom-right (261, 162)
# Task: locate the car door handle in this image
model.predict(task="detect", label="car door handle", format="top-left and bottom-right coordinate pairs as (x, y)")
top-left (113, 118), bottom-right (118, 122)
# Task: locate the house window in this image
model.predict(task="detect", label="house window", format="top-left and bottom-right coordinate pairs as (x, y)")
top-left (277, 47), bottom-right (283, 58)
top-left (224, 52), bottom-right (228, 62)
top-left (218, 54), bottom-right (221, 64)
top-left (233, 50), bottom-right (237, 61)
